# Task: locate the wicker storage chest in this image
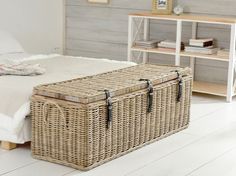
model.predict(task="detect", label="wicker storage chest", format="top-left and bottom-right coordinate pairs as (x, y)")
top-left (31, 64), bottom-right (192, 170)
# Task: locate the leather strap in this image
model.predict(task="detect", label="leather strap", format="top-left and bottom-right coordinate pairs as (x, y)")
top-left (175, 71), bottom-right (183, 102)
top-left (140, 79), bottom-right (154, 113)
top-left (104, 90), bottom-right (113, 129)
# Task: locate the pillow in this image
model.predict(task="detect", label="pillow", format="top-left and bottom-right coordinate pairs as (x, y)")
top-left (0, 30), bottom-right (24, 55)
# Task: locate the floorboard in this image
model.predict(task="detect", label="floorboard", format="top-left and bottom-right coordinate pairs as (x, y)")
top-left (0, 146), bottom-right (36, 175)
top-left (187, 147), bottom-right (236, 176)
top-left (0, 95), bottom-right (236, 176)
top-left (126, 123), bottom-right (236, 176)
top-left (2, 161), bottom-right (75, 176)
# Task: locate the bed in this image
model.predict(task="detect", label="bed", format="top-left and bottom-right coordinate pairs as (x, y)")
top-left (0, 31), bottom-right (136, 148)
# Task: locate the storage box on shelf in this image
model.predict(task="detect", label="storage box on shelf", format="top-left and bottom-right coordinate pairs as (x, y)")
top-left (128, 13), bottom-right (236, 102)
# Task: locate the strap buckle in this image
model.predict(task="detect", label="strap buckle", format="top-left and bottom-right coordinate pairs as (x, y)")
top-left (175, 70), bottom-right (183, 102)
top-left (104, 90), bottom-right (113, 129)
top-left (140, 79), bottom-right (154, 113)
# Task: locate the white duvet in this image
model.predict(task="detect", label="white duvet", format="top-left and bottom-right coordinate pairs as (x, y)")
top-left (0, 55), bottom-right (136, 141)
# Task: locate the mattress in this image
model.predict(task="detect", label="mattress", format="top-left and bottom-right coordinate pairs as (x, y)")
top-left (0, 52), bottom-right (31, 60)
top-left (0, 54), bottom-right (136, 143)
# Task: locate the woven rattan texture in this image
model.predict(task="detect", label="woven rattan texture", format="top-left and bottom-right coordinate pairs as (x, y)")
top-left (31, 64), bottom-right (192, 170)
top-left (33, 64), bottom-right (191, 104)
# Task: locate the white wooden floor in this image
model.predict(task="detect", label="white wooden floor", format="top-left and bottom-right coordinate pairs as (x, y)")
top-left (1, 94), bottom-right (236, 176)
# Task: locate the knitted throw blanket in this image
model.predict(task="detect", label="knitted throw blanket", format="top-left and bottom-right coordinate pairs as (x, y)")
top-left (0, 63), bottom-right (45, 76)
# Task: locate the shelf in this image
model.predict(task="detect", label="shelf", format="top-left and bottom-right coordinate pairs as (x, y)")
top-left (193, 81), bottom-right (236, 97)
top-left (131, 47), bottom-right (176, 56)
top-left (180, 51), bottom-right (229, 62)
top-left (129, 13), bottom-right (236, 25)
top-left (132, 46), bottom-right (230, 62)
top-left (128, 13), bottom-right (236, 101)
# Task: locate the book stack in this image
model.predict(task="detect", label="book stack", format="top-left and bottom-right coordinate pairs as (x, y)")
top-left (134, 40), bottom-right (158, 49)
top-left (157, 40), bottom-right (185, 51)
top-left (185, 38), bottom-right (218, 55)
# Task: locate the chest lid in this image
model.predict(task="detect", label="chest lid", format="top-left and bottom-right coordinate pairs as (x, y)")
top-left (33, 64), bottom-right (191, 104)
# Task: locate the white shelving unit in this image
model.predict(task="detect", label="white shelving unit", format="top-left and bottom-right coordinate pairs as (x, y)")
top-left (127, 13), bottom-right (236, 102)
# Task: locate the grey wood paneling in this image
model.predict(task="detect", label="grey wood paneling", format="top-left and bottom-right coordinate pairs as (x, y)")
top-left (65, 0), bottom-right (236, 84)
top-left (176, 0), bottom-right (236, 16)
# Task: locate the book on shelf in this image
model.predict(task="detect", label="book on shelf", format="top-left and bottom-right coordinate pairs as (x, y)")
top-left (158, 40), bottom-right (185, 50)
top-left (185, 46), bottom-right (219, 55)
top-left (189, 38), bottom-right (214, 47)
top-left (134, 40), bottom-right (159, 45)
top-left (134, 40), bottom-right (158, 49)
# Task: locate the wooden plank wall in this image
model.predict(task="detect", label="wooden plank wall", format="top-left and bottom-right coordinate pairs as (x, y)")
top-left (65, 0), bottom-right (236, 84)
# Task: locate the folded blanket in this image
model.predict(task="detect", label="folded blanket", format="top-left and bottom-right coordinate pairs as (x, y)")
top-left (0, 63), bottom-right (45, 76)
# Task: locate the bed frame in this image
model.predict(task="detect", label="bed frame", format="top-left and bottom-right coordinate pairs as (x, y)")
top-left (1, 141), bottom-right (17, 150)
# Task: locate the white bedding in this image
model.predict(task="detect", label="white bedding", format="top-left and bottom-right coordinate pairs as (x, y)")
top-left (0, 52), bottom-right (31, 60)
top-left (0, 54), bottom-right (136, 143)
